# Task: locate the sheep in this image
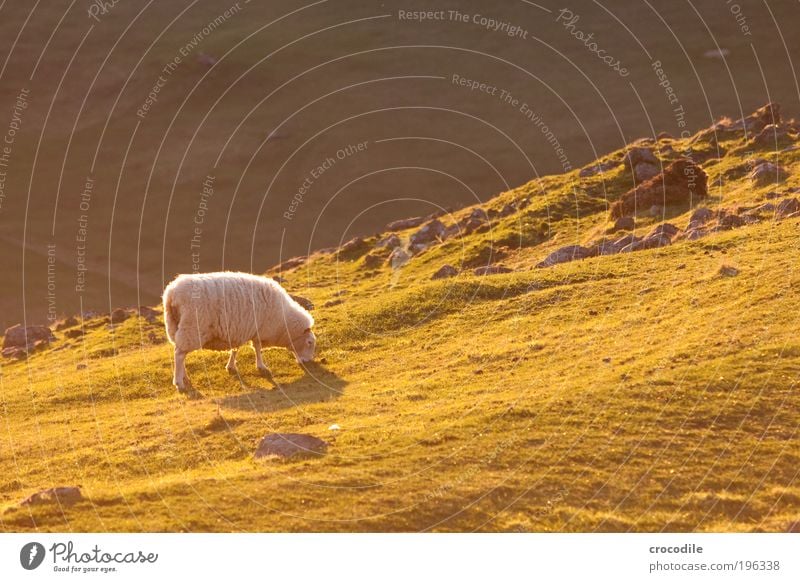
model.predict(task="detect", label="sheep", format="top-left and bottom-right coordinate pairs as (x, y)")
top-left (162, 271), bottom-right (316, 396)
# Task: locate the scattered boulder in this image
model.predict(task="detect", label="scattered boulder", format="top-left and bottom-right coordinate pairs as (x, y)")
top-left (648, 223), bottom-right (680, 239)
top-left (749, 162), bottom-right (787, 186)
top-left (579, 161), bottom-right (617, 178)
top-left (719, 265), bottom-right (740, 277)
top-left (386, 216), bottom-right (425, 231)
top-left (718, 214), bottom-right (745, 229)
top-left (273, 255), bottom-right (307, 272)
top-left (337, 236), bottom-right (370, 259)
top-left (55, 316), bottom-right (79, 331)
top-left (634, 162), bottom-right (660, 183)
top-left (657, 132), bottom-right (674, 140)
top-left (432, 265), bottom-right (459, 280)
top-left (610, 158), bottom-right (708, 218)
top-left (110, 308), bottom-right (130, 324)
top-left (3, 324), bottom-right (55, 348)
top-left (775, 197), bottom-right (800, 218)
top-left (375, 234), bottom-right (401, 249)
top-left (254, 433), bottom-right (328, 460)
top-left (410, 219), bottom-right (446, 245)
top-left (592, 234), bottom-right (641, 255)
top-left (689, 207), bottom-right (715, 228)
top-left (21, 486), bottom-right (83, 506)
top-left (729, 103), bottom-right (781, 134)
top-left (623, 147), bottom-right (658, 168)
top-left (474, 265), bottom-right (513, 276)
top-left (609, 216), bottom-right (635, 233)
top-left (322, 298), bottom-right (344, 308)
top-left (620, 234), bottom-right (671, 253)
top-left (750, 123), bottom-right (797, 147)
top-left (64, 329), bottom-right (84, 339)
top-left (537, 245), bottom-right (596, 268)
top-left (362, 253), bottom-right (384, 269)
top-left (138, 306), bottom-right (159, 323)
top-left (409, 242), bottom-right (429, 255)
top-left (289, 295), bottom-right (314, 311)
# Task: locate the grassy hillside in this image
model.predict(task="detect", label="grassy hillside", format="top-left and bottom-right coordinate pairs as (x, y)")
top-left (2, 0), bottom-right (800, 327)
top-left (1, 105), bottom-right (799, 532)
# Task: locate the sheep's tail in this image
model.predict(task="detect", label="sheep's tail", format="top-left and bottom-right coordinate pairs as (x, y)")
top-left (163, 287), bottom-right (181, 344)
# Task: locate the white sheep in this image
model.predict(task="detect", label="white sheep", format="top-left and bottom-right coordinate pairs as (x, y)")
top-left (162, 271), bottom-right (316, 396)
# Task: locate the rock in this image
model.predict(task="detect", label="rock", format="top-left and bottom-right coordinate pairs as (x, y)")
top-left (64, 329), bottom-right (84, 339)
top-left (609, 216), bottom-right (635, 233)
top-left (21, 486), bottom-right (83, 506)
top-left (432, 265), bottom-right (459, 280)
top-left (375, 234), bottom-right (401, 249)
top-left (731, 103), bottom-right (781, 134)
top-left (388, 247), bottom-right (411, 269)
top-left (76, 363), bottom-right (87, 370)
top-left (633, 162), bottom-right (660, 182)
top-left (362, 253), bottom-right (384, 269)
top-left (579, 161), bottom-right (617, 178)
top-left (610, 158), bottom-right (708, 218)
top-left (2, 347), bottom-right (26, 359)
top-left (409, 243), bottom-right (429, 255)
top-left (620, 234), bottom-right (671, 253)
top-left (499, 202), bottom-right (519, 216)
top-left (474, 265), bottom-right (513, 276)
top-left (657, 132), bottom-right (674, 140)
top-left (109, 308), bottom-right (130, 324)
top-left (3, 324), bottom-right (55, 350)
top-left (537, 245), bottom-right (596, 268)
top-left (718, 214), bottom-right (745, 229)
top-left (750, 123), bottom-right (796, 147)
top-left (719, 265), bottom-right (740, 277)
top-left (272, 275), bottom-right (286, 283)
top-left (386, 216), bottom-right (425, 231)
top-left (409, 219), bottom-right (446, 245)
top-left (749, 162), bottom-right (787, 186)
top-left (273, 255), bottom-right (307, 272)
top-left (337, 237), bottom-right (371, 259)
top-left (689, 207), bottom-right (715, 228)
top-left (775, 198), bottom-right (800, 218)
top-left (647, 223), bottom-right (680, 239)
top-left (623, 147), bottom-right (658, 169)
top-left (683, 228), bottom-right (708, 241)
top-left (254, 433), bottom-right (328, 460)
top-left (289, 295), bottom-right (314, 311)
top-left (322, 298), bottom-right (344, 308)
top-left (138, 306), bottom-right (159, 323)
top-left (55, 316), bottom-right (79, 331)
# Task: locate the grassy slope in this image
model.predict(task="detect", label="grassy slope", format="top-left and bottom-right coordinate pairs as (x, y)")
top-left (1, 121), bottom-right (799, 532)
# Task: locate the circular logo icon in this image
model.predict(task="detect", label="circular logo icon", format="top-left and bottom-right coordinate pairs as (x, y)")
top-left (20, 542), bottom-right (46, 570)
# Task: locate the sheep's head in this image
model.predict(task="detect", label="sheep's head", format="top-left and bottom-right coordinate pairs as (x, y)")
top-left (290, 327), bottom-right (316, 363)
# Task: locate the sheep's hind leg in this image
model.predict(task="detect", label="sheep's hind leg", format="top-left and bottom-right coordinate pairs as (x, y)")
top-left (174, 348), bottom-right (201, 398)
top-left (225, 348), bottom-right (238, 374)
top-left (252, 339), bottom-right (272, 378)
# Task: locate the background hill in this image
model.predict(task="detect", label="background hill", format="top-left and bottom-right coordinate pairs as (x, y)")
top-left (2, 103), bottom-right (799, 531)
top-left (1, 0), bottom-right (800, 327)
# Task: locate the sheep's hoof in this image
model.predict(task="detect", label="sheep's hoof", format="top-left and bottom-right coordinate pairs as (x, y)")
top-left (257, 366), bottom-right (272, 378)
top-left (185, 389), bottom-right (203, 400)
top-left (226, 365), bottom-right (238, 375)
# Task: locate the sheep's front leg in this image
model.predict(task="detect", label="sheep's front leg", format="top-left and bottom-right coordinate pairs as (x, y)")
top-left (252, 338), bottom-right (271, 377)
top-left (225, 348), bottom-right (238, 374)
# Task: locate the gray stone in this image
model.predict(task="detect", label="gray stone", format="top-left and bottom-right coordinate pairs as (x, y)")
top-left (254, 433), bottom-right (328, 460)
top-left (776, 197), bottom-right (800, 219)
top-left (537, 245), bottom-right (596, 268)
top-left (647, 223), bottom-right (680, 239)
top-left (375, 234), bottom-right (401, 249)
top-left (633, 162), bottom-right (660, 182)
top-left (474, 265), bottom-right (513, 276)
top-left (610, 216), bottom-right (635, 233)
top-left (21, 486), bottom-right (83, 506)
top-left (386, 216), bottom-right (425, 231)
top-left (749, 162), bottom-right (787, 186)
top-left (623, 147), bottom-right (658, 169)
top-left (289, 295), bottom-right (314, 311)
top-left (410, 220), bottom-right (446, 245)
top-left (2, 324), bottom-right (55, 350)
top-left (432, 265), bottom-right (459, 280)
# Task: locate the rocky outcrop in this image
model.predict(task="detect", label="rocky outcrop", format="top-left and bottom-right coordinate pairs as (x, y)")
top-left (537, 245), bottom-right (596, 268)
top-left (2, 324), bottom-right (56, 359)
top-left (254, 433), bottom-right (328, 460)
top-left (610, 158), bottom-right (708, 218)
